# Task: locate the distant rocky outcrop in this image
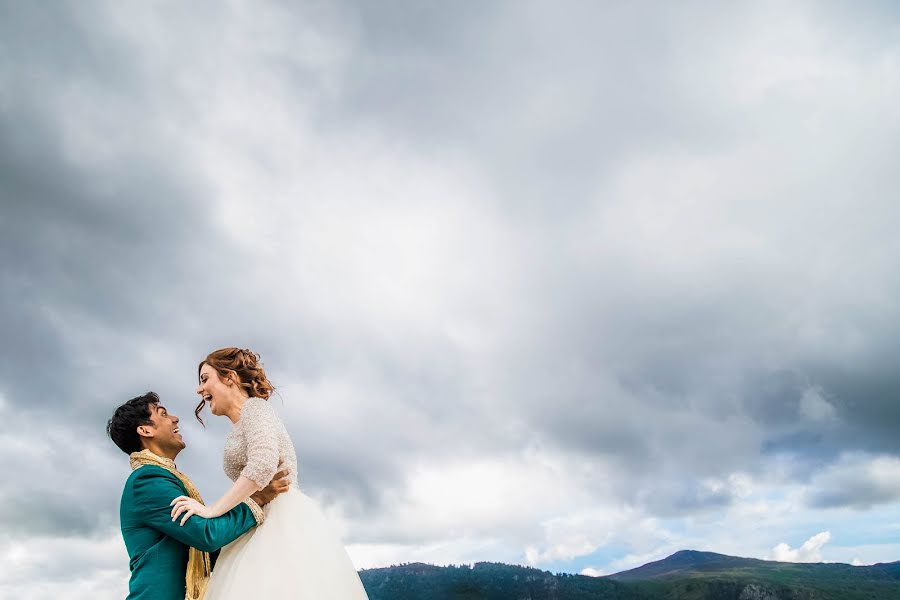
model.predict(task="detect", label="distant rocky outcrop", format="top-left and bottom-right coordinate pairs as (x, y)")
top-left (738, 583), bottom-right (780, 600)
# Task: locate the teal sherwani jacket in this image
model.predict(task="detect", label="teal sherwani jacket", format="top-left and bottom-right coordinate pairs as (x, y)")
top-left (120, 465), bottom-right (259, 600)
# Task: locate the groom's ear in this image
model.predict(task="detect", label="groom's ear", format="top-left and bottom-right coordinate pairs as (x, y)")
top-left (137, 424), bottom-right (154, 439)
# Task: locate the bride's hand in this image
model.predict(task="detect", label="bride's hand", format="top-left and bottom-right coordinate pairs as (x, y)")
top-left (170, 496), bottom-right (213, 525)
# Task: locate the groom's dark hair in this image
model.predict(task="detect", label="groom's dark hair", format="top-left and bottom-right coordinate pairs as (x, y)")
top-left (107, 392), bottom-right (159, 454)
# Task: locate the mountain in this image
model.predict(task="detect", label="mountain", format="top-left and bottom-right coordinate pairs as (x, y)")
top-left (609, 550), bottom-right (900, 599)
top-left (610, 550), bottom-right (771, 581)
top-left (610, 549), bottom-right (900, 582)
top-left (358, 551), bottom-right (900, 600)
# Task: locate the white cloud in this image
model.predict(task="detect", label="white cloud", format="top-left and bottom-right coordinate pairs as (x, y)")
top-left (344, 450), bottom-right (605, 561)
top-left (769, 531), bottom-right (832, 563)
top-left (824, 541), bottom-right (900, 567)
top-left (526, 509), bottom-right (670, 567)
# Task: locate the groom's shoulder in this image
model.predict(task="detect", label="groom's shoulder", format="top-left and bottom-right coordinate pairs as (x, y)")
top-left (124, 465), bottom-right (184, 495)
top-left (126, 464), bottom-right (174, 482)
top-left (121, 466), bottom-right (185, 529)
top-left (122, 466), bottom-right (188, 515)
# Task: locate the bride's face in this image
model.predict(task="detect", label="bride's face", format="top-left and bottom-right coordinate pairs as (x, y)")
top-left (197, 363), bottom-right (239, 417)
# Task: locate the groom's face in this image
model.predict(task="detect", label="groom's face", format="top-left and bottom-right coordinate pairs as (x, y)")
top-left (141, 403), bottom-right (186, 453)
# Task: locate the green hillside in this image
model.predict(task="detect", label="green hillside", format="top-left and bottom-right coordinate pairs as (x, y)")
top-left (614, 550), bottom-right (900, 599)
top-left (360, 561), bottom-right (647, 599)
top-left (358, 551), bottom-right (900, 600)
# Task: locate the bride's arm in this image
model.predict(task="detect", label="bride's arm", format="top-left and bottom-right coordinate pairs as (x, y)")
top-left (205, 475), bottom-right (261, 517)
top-left (171, 477), bottom-right (260, 524)
top-left (173, 398), bottom-right (283, 523)
top-left (171, 469), bottom-right (290, 525)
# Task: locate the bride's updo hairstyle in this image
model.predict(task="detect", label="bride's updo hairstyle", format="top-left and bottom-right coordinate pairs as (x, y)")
top-left (195, 347), bottom-right (275, 425)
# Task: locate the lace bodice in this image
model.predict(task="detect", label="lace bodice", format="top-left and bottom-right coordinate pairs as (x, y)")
top-left (223, 397), bottom-right (299, 490)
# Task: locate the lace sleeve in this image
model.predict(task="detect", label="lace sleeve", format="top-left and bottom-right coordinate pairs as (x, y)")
top-left (238, 398), bottom-right (281, 489)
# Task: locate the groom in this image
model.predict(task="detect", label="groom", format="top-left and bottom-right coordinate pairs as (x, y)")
top-left (107, 391), bottom-right (290, 600)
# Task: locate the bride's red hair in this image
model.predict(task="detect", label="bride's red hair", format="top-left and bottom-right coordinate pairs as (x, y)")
top-left (195, 347), bottom-right (275, 425)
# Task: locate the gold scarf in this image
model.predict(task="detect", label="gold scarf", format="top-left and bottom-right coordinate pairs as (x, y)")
top-left (130, 449), bottom-right (211, 600)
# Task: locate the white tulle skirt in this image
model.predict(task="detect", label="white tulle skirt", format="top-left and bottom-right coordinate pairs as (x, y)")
top-left (205, 488), bottom-right (369, 599)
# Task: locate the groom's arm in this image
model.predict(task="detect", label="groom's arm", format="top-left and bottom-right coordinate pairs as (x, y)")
top-left (251, 468), bottom-right (291, 506)
top-left (131, 466), bottom-right (261, 553)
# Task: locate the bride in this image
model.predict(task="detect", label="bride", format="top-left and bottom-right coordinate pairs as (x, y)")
top-left (170, 347), bottom-right (369, 599)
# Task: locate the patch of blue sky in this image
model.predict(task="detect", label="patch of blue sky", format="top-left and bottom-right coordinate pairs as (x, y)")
top-left (818, 506), bottom-right (900, 549)
top-left (542, 543), bottom-right (659, 576)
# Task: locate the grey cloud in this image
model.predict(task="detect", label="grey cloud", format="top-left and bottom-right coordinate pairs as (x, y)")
top-left (807, 359), bottom-right (900, 453)
top-left (808, 486), bottom-right (900, 511)
top-left (0, 415), bottom-right (126, 536)
top-left (805, 454), bottom-right (900, 510)
top-left (639, 480), bottom-right (734, 517)
top-left (3, 1), bottom-right (900, 592)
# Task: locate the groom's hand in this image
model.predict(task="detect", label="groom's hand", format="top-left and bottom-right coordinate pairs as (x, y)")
top-left (251, 469), bottom-right (291, 506)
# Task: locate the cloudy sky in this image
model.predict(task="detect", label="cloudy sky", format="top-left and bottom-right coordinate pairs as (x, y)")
top-left (3, 0), bottom-right (900, 597)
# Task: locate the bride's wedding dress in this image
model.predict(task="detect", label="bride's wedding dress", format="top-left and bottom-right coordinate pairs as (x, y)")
top-left (204, 397), bottom-right (369, 599)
